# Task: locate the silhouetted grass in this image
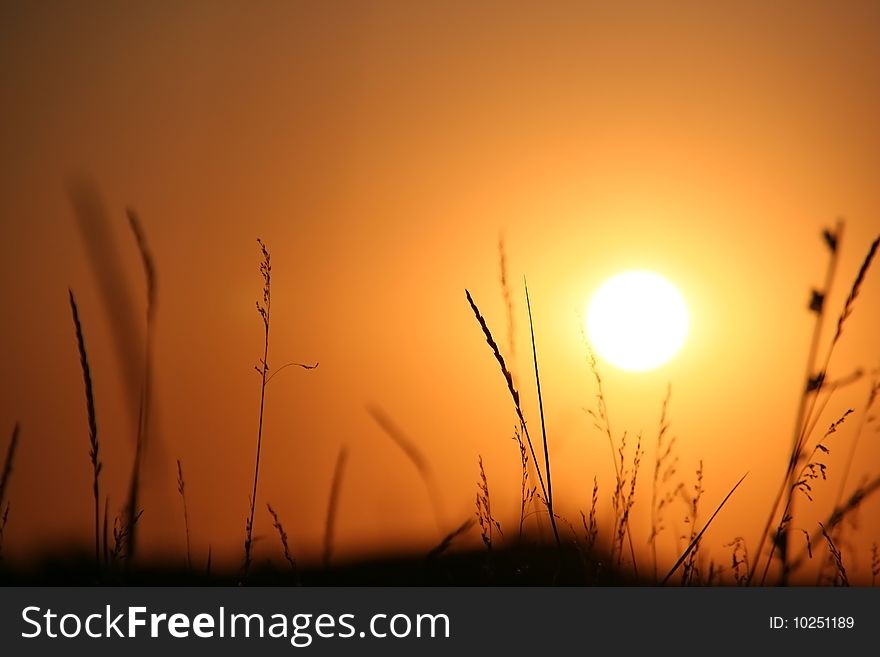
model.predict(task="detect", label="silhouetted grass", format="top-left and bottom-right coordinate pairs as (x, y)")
top-left (244, 238), bottom-right (272, 577)
top-left (427, 519), bottom-right (475, 560)
top-left (498, 234), bottom-right (516, 361)
top-left (650, 386), bottom-right (682, 580)
top-left (0, 542), bottom-right (635, 586)
top-left (584, 346), bottom-right (639, 574)
top-left (475, 455), bottom-right (502, 552)
top-left (755, 228), bottom-right (880, 584)
top-left (465, 289), bottom-right (557, 546)
top-left (176, 459), bottom-right (192, 571)
top-left (512, 425), bottom-right (536, 539)
top-left (835, 371), bottom-right (880, 507)
top-left (68, 290), bottom-right (102, 572)
top-left (0, 424), bottom-right (19, 522)
top-left (786, 473), bottom-right (880, 577)
top-left (819, 522), bottom-right (849, 586)
top-left (5, 213), bottom-right (880, 587)
top-left (124, 208), bottom-right (157, 562)
top-left (367, 406), bottom-right (444, 534)
top-left (871, 543), bottom-right (879, 586)
top-left (323, 446), bottom-right (349, 570)
top-left (615, 433), bottom-right (643, 575)
top-left (0, 423), bottom-right (20, 560)
top-left (663, 472), bottom-right (748, 585)
top-left (582, 477), bottom-right (599, 560)
top-left (267, 503), bottom-right (297, 576)
top-left (524, 280), bottom-right (561, 547)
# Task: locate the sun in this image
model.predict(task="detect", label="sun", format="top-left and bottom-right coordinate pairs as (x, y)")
top-left (585, 270), bottom-right (689, 372)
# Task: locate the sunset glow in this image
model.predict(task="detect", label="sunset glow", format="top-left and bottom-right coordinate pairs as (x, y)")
top-left (586, 271), bottom-right (689, 371)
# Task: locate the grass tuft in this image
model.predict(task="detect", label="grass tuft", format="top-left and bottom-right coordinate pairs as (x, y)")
top-left (681, 460), bottom-right (704, 584)
top-left (650, 386), bottom-right (682, 580)
top-left (584, 346), bottom-right (639, 573)
top-left (582, 476), bottom-right (599, 560)
top-left (475, 456), bottom-right (502, 552)
top-left (616, 433), bottom-right (643, 575)
top-left (663, 471), bottom-right (748, 585)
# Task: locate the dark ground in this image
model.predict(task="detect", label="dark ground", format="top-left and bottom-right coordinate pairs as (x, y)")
top-left (0, 543), bottom-right (643, 586)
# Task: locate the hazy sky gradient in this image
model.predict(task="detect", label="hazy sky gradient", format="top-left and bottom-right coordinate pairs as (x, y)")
top-left (2, 1), bottom-right (879, 581)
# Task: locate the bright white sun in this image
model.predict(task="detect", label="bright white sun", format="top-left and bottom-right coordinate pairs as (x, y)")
top-left (585, 270), bottom-right (689, 372)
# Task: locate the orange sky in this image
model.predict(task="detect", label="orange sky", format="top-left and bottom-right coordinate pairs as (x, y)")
top-left (2, 1), bottom-right (879, 583)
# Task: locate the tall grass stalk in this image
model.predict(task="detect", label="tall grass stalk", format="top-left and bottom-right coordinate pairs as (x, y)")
top-left (819, 523), bottom-right (849, 586)
top-left (750, 223), bottom-right (841, 582)
top-left (367, 406), bottom-right (444, 534)
top-left (176, 459), bottom-right (192, 571)
top-left (465, 293), bottom-right (546, 497)
top-left (524, 280), bottom-right (560, 546)
top-left (267, 503), bottom-right (297, 574)
top-left (323, 446), bottom-right (349, 569)
top-left (426, 518), bottom-right (475, 559)
top-left (244, 239), bottom-right (272, 576)
top-left (498, 234), bottom-right (516, 361)
top-left (0, 504), bottom-right (9, 560)
top-left (794, 234), bottom-right (878, 467)
top-left (582, 477), bottom-right (599, 561)
top-left (0, 423), bottom-right (19, 521)
top-left (0, 424), bottom-right (20, 559)
top-left (124, 209), bottom-right (157, 562)
top-left (834, 371), bottom-right (879, 508)
top-left (69, 290), bottom-right (103, 572)
top-left (68, 183), bottom-right (142, 434)
top-left (465, 288), bottom-right (559, 546)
